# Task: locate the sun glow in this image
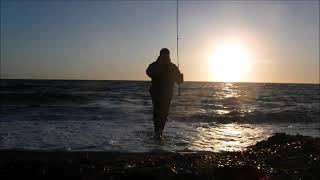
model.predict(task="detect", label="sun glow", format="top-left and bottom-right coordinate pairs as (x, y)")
top-left (209, 42), bottom-right (251, 82)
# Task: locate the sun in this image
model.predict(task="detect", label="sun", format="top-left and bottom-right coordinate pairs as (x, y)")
top-left (208, 42), bottom-right (251, 82)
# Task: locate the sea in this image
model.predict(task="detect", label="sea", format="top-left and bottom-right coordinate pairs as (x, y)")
top-left (0, 80), bottom-right (319, 152)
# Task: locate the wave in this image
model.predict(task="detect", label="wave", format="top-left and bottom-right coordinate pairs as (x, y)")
top-left (174, 108), bottom-right (319, 123)
top-left (1, 80), bottom-right (319, 124)
top-left (0, 93), bottom-right (92, 105)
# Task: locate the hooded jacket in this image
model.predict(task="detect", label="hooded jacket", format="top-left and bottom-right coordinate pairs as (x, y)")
top-left (146, 55), bottom-right (182, 99)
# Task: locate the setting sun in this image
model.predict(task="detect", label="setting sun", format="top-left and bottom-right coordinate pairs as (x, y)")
top-left (209, 42), bottom-right (251, 82)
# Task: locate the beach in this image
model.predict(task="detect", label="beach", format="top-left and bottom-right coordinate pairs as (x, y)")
top-left (1, 133), bottom-right (319, 180)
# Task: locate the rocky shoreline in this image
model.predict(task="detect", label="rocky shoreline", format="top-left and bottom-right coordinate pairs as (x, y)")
top-left (1, 133), bottom-right (319, 180)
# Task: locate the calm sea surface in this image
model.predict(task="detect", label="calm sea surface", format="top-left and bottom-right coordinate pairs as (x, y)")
top-left (0, 80), bottom-right (319, 152)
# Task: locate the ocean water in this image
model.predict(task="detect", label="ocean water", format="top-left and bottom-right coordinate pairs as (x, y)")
top-left (0, 80), bottom-right (319, 152)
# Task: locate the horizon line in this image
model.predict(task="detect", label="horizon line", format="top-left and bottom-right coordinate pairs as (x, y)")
top-left (1, 78), bottom-right (319, 85)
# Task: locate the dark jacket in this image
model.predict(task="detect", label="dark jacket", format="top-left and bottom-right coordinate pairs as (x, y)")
top-left (146, 56), bottom-right (183, 99)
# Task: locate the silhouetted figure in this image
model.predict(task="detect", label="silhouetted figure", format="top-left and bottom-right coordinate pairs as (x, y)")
top-left (146, 48), bottom-right (183, 139)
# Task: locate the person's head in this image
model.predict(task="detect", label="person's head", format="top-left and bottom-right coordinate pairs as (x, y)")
top-left (160, 48), bottom-right (170, 58)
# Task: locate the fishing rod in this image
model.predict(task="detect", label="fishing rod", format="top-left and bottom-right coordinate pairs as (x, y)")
top-left (177, 0), bottom-right (181, 96)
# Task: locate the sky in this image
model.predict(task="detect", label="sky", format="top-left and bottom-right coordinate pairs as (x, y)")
top-left (1, 0), bottom-right (319, 83)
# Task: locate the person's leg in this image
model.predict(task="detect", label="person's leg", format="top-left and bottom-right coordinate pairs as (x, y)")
top-left (158, 116), bottom-right (167, 138)
top-left (152, 97), bottom-right (162, 139)
top-left (158, 97), bottom-right (171, 137)
top-left (154, 119), bottom-right (161, 139)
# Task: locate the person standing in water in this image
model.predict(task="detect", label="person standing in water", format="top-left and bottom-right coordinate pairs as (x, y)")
top-left (146, 48), bottom-right (183, 139)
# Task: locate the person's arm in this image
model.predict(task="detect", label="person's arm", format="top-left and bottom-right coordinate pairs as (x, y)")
top-left (146, 62), bottom-right (161, 78)
top-left (177, 72), bottom-right (183, 84)
top-left (146, 64), bottom-right (153, 78)
top-left (173, 64), bottom-right (183, 84)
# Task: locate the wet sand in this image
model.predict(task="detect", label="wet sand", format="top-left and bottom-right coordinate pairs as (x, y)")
top-left (1, 133), bottom-right (319, 180)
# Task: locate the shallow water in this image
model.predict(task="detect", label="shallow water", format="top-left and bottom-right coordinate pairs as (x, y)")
top-left (0, 80), bottom-right (319, 152)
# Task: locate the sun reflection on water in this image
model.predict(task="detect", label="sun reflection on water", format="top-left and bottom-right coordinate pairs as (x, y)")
top-left (188, 123), bottom-right (269, 152)
top-left (222, 83), bottom-right (241, 97)
top-left (214, 109), bottom-right (230, 115)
